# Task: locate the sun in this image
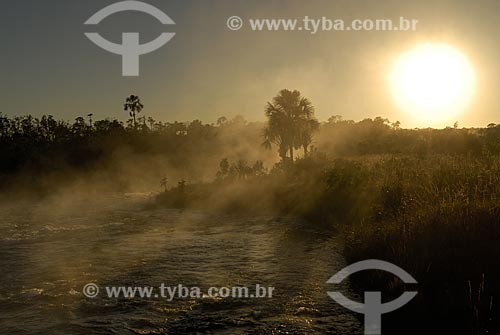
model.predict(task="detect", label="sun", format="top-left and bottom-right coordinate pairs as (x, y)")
top-left (389, 43), bottom-right (475, 125)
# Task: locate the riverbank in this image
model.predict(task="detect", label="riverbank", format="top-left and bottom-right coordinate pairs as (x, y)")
top-left (154, 154), bottom-right (500, 334)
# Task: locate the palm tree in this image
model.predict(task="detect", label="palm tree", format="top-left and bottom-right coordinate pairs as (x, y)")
top-left (297, 118), bottom-right (319, 156)
top-left (263, 116), bottom-right (290, 162)
top-left (124, 95), bottom-right (144, 128)
top-left (263, 89), bottom-right (318, 163)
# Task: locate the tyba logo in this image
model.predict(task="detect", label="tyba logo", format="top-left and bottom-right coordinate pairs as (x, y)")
top-left (327, 260), bottom-right (418, 335)
top-left (84, 1), bottom-right (175, 76)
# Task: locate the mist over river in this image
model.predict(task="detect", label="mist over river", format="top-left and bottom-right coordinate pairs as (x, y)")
top-left (0, 194), bottom-right (361, 334)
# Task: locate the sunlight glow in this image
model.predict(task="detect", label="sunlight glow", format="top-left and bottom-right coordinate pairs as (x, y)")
top-left (389, 43), bottom-right (476, 124)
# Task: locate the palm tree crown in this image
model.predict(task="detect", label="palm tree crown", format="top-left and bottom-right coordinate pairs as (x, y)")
top-left (124, 95), bottom-right (144, 128)
top-left (263, 89), bottom-right (319, 162)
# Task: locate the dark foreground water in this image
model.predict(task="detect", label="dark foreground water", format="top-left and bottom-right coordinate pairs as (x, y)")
top-left (0, 194), bottom-right (361, 334)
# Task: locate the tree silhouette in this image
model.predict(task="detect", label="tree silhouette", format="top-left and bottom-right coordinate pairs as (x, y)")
top-left (302, 119), bottom-right (320, 156)
top-left (263, 89), bottom-right (318, 162)
top-left (160, 176), bottom-right (168, 192)
top-left (217, 116), bottom-right (228, 126)
top-left (124, 95), bottom-right (144, 129)
top-left (147, 117), bottom-right (155, 131)
top-left (216, 158), bottom-right (230, 180)
top-left (72, 117), bottom-right (86, 136)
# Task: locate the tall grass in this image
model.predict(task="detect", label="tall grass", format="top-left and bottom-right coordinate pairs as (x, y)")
top-left (330, 156), bottom-right (500, 334)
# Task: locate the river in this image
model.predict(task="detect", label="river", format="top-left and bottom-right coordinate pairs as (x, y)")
top-left (0, 194), bottom-right (361, 334)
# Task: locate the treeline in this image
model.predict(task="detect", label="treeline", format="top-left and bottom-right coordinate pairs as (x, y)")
top-left (0, 112), bottom-right (267, 193)
top-left (317, 116), bottom-right (500, 156)
top-left (0, 111), bottom-right (499, 193)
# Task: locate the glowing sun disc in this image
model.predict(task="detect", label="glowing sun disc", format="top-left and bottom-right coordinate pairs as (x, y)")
top-left (389, 43), bottom-right (475, 124)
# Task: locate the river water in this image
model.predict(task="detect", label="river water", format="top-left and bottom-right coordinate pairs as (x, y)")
top-left (0, 194), bottom-right (361, 334)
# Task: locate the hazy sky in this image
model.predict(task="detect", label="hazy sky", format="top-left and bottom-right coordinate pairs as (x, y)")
top-left (1, 0), bottom-right (499, 127)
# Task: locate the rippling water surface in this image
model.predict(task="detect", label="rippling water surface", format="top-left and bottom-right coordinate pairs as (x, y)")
top-left (0, 194), bottom-right (361, 334)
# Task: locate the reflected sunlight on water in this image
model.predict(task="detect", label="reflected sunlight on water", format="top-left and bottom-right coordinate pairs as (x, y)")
top-left (0, 195), bottom-right (361, 334)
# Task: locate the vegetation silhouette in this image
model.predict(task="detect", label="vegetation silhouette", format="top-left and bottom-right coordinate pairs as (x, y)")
top-left (263, 89), bottom-right (319, 163)
top-left (124, 95), bottom-right (144, 129)
top-left (1, 91), bottom-right (500, 334)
